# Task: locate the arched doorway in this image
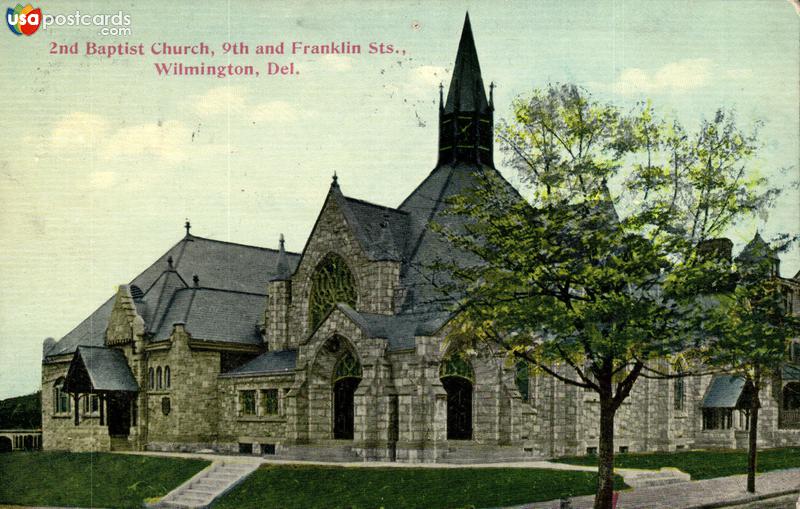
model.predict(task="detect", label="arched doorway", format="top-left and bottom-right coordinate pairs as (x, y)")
top-left (0, 436), bottom-right (11, 453)
top-left (440, 355), bottom-right (474, 440)
top-left (332, 350), bottom-right (362, 439)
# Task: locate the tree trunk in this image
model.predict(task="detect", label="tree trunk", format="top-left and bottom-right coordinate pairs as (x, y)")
top-left (595, 397), bottom-right (617, 509)
top-left (747, 387), bottom-right (760, 493)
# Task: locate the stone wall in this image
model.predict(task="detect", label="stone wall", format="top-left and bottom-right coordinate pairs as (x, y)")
top-left (144, 325), bottom-right (221, 449)
top-left (216, 373), bottom-right (294, 454)
top-left (41, 361), bottom-right (111, 452)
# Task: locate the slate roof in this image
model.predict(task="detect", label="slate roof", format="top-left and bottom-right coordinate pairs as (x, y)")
top-left (153, 288), bottom-right (266, 344)
top-left (46, 235), bottom-right (299, 358)
top-left (64, 346), bottom-right (138, 392)
top-left (336, 304), bottom-right (447, 351)
top-left (221, 349), bottom-right (298, 377)
top-left (783, 365), bottom-right (800, 381)
top-left (702, 375), bottom-right (747, 408)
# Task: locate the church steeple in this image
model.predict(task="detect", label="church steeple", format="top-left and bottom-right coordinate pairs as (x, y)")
top-left (438, 13), bottom-right (494, 167)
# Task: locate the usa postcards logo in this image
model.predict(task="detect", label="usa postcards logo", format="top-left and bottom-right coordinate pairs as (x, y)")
top-left (6, 3), bottom-right (41, 36)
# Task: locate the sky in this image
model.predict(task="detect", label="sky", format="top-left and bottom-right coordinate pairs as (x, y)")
top-left (0, 0), bottom-right (798, 400)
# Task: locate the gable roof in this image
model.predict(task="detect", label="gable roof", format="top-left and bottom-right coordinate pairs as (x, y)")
top-left (63, 346), bottom-right (138, 393)
top-left (45, 235), bottom-right (299, 358)
top-left (702, 375), bottom-right (747, 408)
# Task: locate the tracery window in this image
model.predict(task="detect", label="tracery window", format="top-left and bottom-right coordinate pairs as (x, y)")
top-left (333, 351), bottom-right (362, 382)
top-left (308, 253), bottom-right (357, 330)
top-left (439, 354), bottom-right (474, 382)
top-left (515, 361), bottom-right (530, 402)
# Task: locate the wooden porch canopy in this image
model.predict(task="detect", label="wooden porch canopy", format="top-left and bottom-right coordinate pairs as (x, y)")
top-left (62, 346), bottom-right (138, 425)
top-left (702, 375), bottom-right (754, 409)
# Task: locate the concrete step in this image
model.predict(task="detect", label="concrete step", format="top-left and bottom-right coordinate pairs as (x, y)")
top-left (148, 460), bottom-right (261, 509)
top-left (620, 467), bottom-right (691, 488)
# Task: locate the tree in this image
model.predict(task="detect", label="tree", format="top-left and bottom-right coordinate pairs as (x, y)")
top-left (699, 235), bottom-right (799, 493)
top-left (436, 84), bottom-right (780, 509)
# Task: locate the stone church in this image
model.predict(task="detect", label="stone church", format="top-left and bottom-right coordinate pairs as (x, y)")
top-left (41, 15), bottom-right (800, 462)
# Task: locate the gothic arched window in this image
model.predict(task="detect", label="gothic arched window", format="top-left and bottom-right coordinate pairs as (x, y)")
top-left (308, 253), bottom-right (357, 330)
top-left (165, 366), bottom-right (171, 388)
top-left (333, 351), bottom-right (362, 382)
top-left (149, 368), bottom-right (154, 389)
top-left (156, 367), bottom-right (163, 389)
top-left (439, 354), bottom-right (474, 382)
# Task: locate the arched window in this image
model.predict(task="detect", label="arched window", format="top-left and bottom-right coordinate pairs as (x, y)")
top-left (53, 378), bottom-right (70, 414)
top-left (308, 253), bottom-right (357, 330)
top-left (333, 351), bottom-right (363, 382)
top-left (165, 366), bottom-right (171, 388)
top-left (149, 368), bottom-right (154, 390)
top-left (156, 367), bottom-right (162, 389)
top-left (784, 382), bottom-right (800, 411)
top-left (439, 354), bottom-right (475, 382)
top-left (515, 361), bottom-right (530, 402)
top-left (674, 368), bottom-right (686, 411)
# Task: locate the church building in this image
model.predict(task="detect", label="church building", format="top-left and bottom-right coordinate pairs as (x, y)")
top-left (41, 15), bottom-right (800, 462)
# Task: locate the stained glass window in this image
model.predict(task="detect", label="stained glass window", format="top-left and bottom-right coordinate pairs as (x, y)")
top-left (333, 351), bottom-right (362, 382)
top-left (674, 377), bottom-right (685, 411)
top-left (308, 253), bottom-right (357, 329)
top-left (439, 354), bottom-right (474, 382)
top-left (515, 361), bottom-right (530, 402)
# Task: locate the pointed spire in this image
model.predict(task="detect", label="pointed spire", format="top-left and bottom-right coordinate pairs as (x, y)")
top-left (272, 233), bottom-right (292, 281)
top-left (444, 12), bottom-right (489, 114)
top-left (331, 171), bottom-right (339, 189)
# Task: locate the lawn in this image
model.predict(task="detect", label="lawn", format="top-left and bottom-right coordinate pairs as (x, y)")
top-left (215, 465), bottom-right (628, 509)
top-left (555, 447), bottom-right (800, 480)
top-left (0, 451), bottom-right (210, 508)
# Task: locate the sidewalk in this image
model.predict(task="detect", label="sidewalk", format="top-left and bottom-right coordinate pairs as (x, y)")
top-left (514, 468), bottom-right (800, 509)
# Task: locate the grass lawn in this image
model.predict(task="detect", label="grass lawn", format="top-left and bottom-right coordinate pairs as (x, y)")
top-left (555, 447), bottom-right (800, 480)
top-left (0, 451), bottom-right (210, 508)
top-left (215, 465), bottom-right (628, 509)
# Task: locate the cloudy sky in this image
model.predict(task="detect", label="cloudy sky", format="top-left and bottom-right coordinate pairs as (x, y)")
top-left (1, 0), bottom-right (798, 399)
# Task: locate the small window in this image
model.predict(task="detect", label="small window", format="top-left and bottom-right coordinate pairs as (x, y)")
top-left (239, 442), bottom-right (253, 454)
top-left (619, 446), bottom-right (629, 453)
top-left (53, 378), bottom-right (70, 414)
top-left (261, 443), bottom-right (276, 455)
top-left (262, 389), bottom-right (279, 415)
top-left (240, 390), bottom-right (256, 416)
top-left (674, 377), bottom-right (685, 411)
top-left (149, 368), bottom-right (155, 390)
top-left (586, 447), bottom-right (598, 455)
top-left (515, 361), bottom-right (530, 402)
top-left (161, 397), bottom-right (171, 416)
top-left (156, 367), bottom-right (163, 389)
top-left (83, 394), bottom-right (99, 415)
top-left (165, 366), bottom-right (171, 388)
top-left (790, 342), bottom-right (800, 364)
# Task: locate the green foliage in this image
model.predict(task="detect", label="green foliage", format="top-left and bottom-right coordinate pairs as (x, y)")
top-left (556, 447), bottom-right (800, 480)
top-left (0, 391), bottom-right (41, 429)
top-left (439, 84), bottom-right (780, 407)
top-left (215, 465), bottom-right (628, 509)
top-left (0, 452), bottom-right (209, 508)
